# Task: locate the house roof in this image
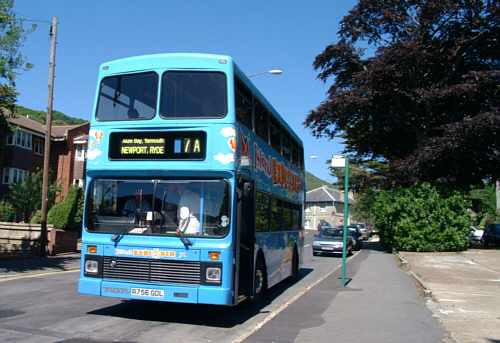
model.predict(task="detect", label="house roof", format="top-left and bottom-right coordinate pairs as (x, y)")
top-left (2, 111), bottom-right (88, 140)
top-left (52, 123), bottom-right (88, 139)
top-left (5, 114), bottom-right (46, 135)
top-left (306, 185), bottom-right (354, 204)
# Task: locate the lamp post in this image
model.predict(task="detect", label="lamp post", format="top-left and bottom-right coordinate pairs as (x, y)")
top-left (248, 69), bottom-right (283, 78)
top-left (331, 155), bottom-right (350, 287)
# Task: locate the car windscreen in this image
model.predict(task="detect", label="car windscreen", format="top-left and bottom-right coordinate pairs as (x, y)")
top-left (320, 228), bottom-right (343, 238)
top-left (95, 72), bottom-right (158, 121)
top-left (160, 71), bottom-right (227, 118)
top-left (87, 179), bottom-right (230, 237)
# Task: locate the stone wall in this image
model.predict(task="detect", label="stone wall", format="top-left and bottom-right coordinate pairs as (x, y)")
top-left (0, 222), bottom-right (78, 258)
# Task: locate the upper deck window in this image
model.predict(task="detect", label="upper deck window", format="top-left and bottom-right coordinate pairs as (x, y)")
top-left (160, 71), bottom-right (227, 118)
top-left (235, 78), bottom-right (253, 129)
top-left (96, 72), bottom-right (158, 121)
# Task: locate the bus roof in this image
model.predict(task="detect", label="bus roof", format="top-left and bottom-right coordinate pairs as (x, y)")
top-left (99, 53), bottom-right (302, 146)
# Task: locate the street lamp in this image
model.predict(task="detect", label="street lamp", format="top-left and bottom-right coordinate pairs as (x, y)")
top-left (248, 69), bottom-right (283, 78)
top-left (331, 154), bottom-right (350, 287)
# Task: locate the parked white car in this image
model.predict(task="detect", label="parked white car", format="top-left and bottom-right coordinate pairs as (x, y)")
top-left (469, 227), bottom-right (484, 247)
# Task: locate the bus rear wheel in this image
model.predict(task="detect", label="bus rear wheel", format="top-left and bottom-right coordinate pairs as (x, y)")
top-left (254, 256), bottom-right (267, 300)
top-left (291, 247), bottom-right (299, 281)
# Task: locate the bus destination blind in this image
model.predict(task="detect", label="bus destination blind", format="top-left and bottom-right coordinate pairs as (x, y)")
top-left (109, 131), bottom-right (206, 160)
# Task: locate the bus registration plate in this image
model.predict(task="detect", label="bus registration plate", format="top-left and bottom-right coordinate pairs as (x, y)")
top-left (131, 288), bottom-right (165, 298)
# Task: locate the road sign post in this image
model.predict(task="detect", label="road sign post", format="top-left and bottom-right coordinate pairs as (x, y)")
top-left (331, 155), bottom-right (350, 287)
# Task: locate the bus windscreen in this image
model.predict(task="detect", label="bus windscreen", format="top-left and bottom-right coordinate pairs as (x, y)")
top-left (160, 71), bottom-right (227, 118)
top-left (87, 179), bottom-right (230, 238)
top-left (96, 72), bottom-right (158, 121)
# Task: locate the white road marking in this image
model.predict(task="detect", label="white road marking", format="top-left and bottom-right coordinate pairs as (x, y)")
top-left (232, 251), bottom-right (359, 343)
top-left (437, 290), bottom-right (496, 297)
top-left (438, 299), bottom-right (466, 303)
top-left (304, 244), bottom-right (311, 248)
top-left (0, 269), bottom-right (80, 283)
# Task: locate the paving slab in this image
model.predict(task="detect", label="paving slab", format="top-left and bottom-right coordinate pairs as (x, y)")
top-left (401, 250), bottom-right (500, 343)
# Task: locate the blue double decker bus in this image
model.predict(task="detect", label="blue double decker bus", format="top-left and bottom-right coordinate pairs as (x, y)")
top-left (79, 53), bottom-right (305, 306)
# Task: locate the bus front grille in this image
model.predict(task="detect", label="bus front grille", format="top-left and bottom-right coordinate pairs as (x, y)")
top-left (102, 257), bottom-right (201, 285)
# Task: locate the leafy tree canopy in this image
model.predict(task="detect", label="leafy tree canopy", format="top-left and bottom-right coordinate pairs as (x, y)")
top-left (0, 0), bottom-right (34, 162)
top-left (14, 105), bottom-right (87, 125)
top-left (330, 160), bottom-right (388, 192)
top-left (306, 0), bottom-right (499, 188)
top-left (0, 0), bottom-right (33, 110)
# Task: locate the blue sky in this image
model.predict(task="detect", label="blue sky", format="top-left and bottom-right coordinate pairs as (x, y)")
top-left (14, 0), bottom-right (356, 182)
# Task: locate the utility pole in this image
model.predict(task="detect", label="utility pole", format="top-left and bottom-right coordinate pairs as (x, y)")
top-left (39, 16), bottom-right (57, 257)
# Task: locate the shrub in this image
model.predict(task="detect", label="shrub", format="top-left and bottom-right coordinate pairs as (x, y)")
top-left (0, 201), bottom-right (15, 222)
top-left (8, 169), bottom-right (60, 222)
top-left (373, 183), bottom-right (471, 252)
top-left (47, 187), bottom-right (82, 230)
top-left (30, 209), bottom-right (42, 224)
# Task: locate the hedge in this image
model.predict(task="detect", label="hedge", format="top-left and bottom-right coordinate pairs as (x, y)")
top-left (373, 183), bottom-right (471, 252)
top-left (0, 201), bottom-right (15, 222)
top-left (47, 187), bottom-right (83, 230)
top-left (30, 209), bottom-right (42, 224)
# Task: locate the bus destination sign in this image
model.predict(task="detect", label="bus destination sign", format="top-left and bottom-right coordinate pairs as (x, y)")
top-left (109, 131), bottom-right (206, 160)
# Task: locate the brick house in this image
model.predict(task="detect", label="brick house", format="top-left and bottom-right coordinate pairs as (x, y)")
top-left (0, 113), bottom-right (89, 201)
top-left (304, 185), bottom-right (354, 230)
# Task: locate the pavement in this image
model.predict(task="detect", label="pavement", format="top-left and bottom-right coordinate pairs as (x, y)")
top-left (0, 234), bottom-right (447, 342)
top-left (401, 249), bottom-right (500, 343)
top-left (0, 253), bottom-right (80, 281)
top-left (244, 241), bottom-right (445, 343)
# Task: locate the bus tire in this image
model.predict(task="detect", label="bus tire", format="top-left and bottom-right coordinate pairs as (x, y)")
top-left (291, 246), bottom-right (299, 281)
top-left (253, 255), bottom-right (267, 301)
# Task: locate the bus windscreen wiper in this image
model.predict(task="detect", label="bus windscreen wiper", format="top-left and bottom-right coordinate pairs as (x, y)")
top-left (176, 229), bottom-right (192, 248)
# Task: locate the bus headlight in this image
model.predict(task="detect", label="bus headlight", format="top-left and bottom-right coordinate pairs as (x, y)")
top-left (84, 255), bottom-right (102, 277)
top-left (206, 267), bottom-right (221, 282)
top-left (85, 260), bottom-right (99, 274)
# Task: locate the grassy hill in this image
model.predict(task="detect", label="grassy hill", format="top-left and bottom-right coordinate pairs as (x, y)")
top-left (305, 171), bottom-right (333, 191)
top-left (15, 105), bottom-right (87, 126)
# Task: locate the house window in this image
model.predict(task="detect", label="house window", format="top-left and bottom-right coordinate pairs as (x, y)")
top-left (319, 203), bottom-right (327, 212)
top-left (6, 133), bottom-right (14, 145)
top-left (7, 129), bottom-right (33, 150)
top-left (73, 178), bottom-right (84, 188)
top-left (2, 168), bottom-right (9, 184)
top-left (33, 140), bottom-right (44, 155)
top-left (2, 168), bottom-right (28, 185)
top-left (75, 144), bottom-right (86, 161)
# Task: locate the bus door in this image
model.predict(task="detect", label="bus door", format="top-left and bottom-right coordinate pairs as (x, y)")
top-left (235, 178), bottom-right (255, 301)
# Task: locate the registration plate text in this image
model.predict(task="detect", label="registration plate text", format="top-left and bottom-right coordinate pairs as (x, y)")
top-left (131, 288), bottom-right (165, 298)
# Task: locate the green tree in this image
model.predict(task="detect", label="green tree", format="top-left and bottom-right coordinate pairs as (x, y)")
top-left (351, 188), bottom-right (377, 224)
top-left (306, 0), bottom-right (500, 188)
top-left (469, 182), bottom-right (498, 226)
top-left (8, 169), bottom-right (59, 222)
top-left (330, 160), bottom-right (387, 192)
top-left (0, 0), bottom-right (34, 162)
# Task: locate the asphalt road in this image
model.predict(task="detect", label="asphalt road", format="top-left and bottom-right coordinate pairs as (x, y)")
top-left (0, 231), bottom-right (348, 343)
